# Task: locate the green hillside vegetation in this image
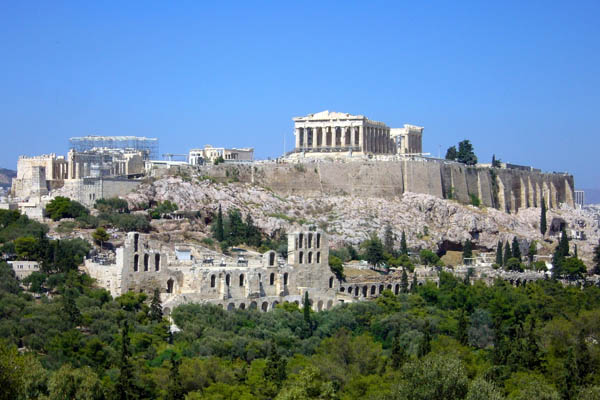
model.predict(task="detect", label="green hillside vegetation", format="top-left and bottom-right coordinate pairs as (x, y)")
top-left (1, 209), bottom-right (600, 399)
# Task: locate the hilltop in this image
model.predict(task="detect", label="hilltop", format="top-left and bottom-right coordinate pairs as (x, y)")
top-left (0, 167), bottom-right (16, 188)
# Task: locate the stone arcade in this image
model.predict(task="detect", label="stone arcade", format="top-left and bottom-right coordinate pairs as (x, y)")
top-left (85, 230), bottom-right (379, 313)
top-left (291, 110), bottom-right (423, 157)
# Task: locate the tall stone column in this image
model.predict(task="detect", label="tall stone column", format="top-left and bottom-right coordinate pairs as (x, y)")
top-left (303, 127), bottom-right (308, 149)
top-left (358, 126), bottom-right (364, 151)
top-left (295, 128), bottom-right (300, 150)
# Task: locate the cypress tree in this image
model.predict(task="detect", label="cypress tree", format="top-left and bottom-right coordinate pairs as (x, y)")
top-left (462, 239), bottom-right (473, 263)
top-left (457, 310), bottom-right (468, 345)
top-left (540, 200), bottom-right (547, 235)
top-left (495, 241), bottom-right (503, 266)
top-left (215, 204), bottom-right (225, 242)
top-left (167, 354), bottom-right (184, 400)
top-left (411, 273), bottom-right (418, 294)
top-left (265, 342), bottom-right (287, 390)
top-left (116, 321), bottom-right (136, 400)
top-left (418, 321), bottom-right (432, 357)
top-left (512, 237), bottom-right (521, 261)
top-left (150, 288), bottom-right (163, 322)
top-left (400, 230), bottom-right (408, 255)
top-left (303, 292), bottom-right (312, 334)
top-left (63, 287), bottom-right (81, 327)
top-left (504, 241), bottom-right (511, 266)
top-left (553, 225), bottom-right (570, 270)
top-left (384, 223), bottom-right (394, 255)
top-left (574, 244), bottom-right (578, 259)
top-left (390, 334), bottom-right (407, 369)
top-left (400, 268), bottom-right (409, 293)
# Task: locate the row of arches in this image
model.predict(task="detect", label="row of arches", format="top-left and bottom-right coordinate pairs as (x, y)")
top-left (222, 298), bottom-right (335, 312)
top-left (209, 272), bottom-right (290, 288)
top-left (298, 233), bottom-right (322, 249)
top-left (133, 253), bottom-right (160, 272)
top-left (298, 251), bottom-right (321, 264)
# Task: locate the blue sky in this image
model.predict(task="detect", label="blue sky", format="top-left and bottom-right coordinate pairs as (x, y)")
top-left (1, 1), bottom-right (598, 189)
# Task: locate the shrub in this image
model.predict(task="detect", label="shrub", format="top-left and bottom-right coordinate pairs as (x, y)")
top-left (45, 197), bottom-right (89, 221)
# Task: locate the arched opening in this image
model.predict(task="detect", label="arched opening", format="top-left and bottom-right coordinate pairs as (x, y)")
top-left (227, 303), bottom-right (235, 311)
top-left (239, 274), bottom-right (245, 286)
top-left (155, 254), bottom-right (160, 271)
top-left (317, 300), bottom-right (323, 312)
top-left (387, 284), bottom-right (392, 290)
top-left (239, 303), bottom-right (246, 310)
top-left (316, 233), bottom-right (321, 248)
top-left (269, 252), bottom-right (275, 266)
top-left (316, 252), bottom-right (321, 263)
top-left (299, 233), bottom-right (303, 248)
top-left (362, 286), bottom-right (367, 297)
top-left (269, 273), bottom-right (275, 285)
top-left (327, 300), bottom-right (333, 309)
top-left (370, 286), bottom-right (376, 295)
top-left (167, 279), bottom-right (174, 294)
top-left (144, 254), bottom-right (149, 271)
top-left (250, 301), bottom-right (257, 310)
top-left (226, 274), bottom-right (231, 286)
top-left (133, 254), bottom-right (139, 272)
top-left (308, 252), bottom-right (312, 264)
top-left (134, 233), bottom-right (139, 252)
top-left (210, 275), bottom-right (216, 288)
top-left (261, 302), bottom-right (268, 312)
top-left (299, 251), bottom-right (304, 264)
top-left (394, 284), bottom-right (400, 295)
top-left (283, 272), bottom-right (289, 286)
top-left (379, 285), bottom-right (384, 294)
top-left (329, 276), bottom-right (334, 288)
top-left (354, 286), bottom-right (359, 296)
top-left (308, 233), bottom-right (313, 248)
top-left (340, 286), bottom-right (345, 292)
top-left (273, 301), bottom-right (279, 309)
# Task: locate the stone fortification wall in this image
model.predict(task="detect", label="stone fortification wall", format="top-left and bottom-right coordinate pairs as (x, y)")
top-left (54, 178), bottom-right (142, 207)
top-left (194, 160), bottom-right (574, 212)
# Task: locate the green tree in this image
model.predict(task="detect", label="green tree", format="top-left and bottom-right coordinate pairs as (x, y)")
top-left (62, 287), bottom-right (81, 326)
top-left (275, 366), bottom-right (335, 400)
top-left (264, 342), bottom-right (287, 392)
top-left (47, 365), bottom-right (103, 400)
top-left (116, 321), bottom-right (137, 400)
top-left (411, 273), bottom-right (418, 294)
top-left (528, 241), bottom-right (537, 264)
top-left (363, 234), bottom-right (385, 267)
top-left (445, 146), bottom-right (458, 161)
top-left (457, 310), bottom-right (468, 345)
top-left (420, 249), bottom-right (440, 266)
top-left (504, 241), bottom-right (512, 266)
top-left (418, 321), bottom-right (432, 357)
top-left (393, 354), bottom-right (468, 400)
top-left (303, 291), bottom-right (312, 334)
top-left (0, 341), bottom-right (27, 400)
top-left (457, 140), bottom-right (478, 165)
top-left (401, 268), bottom-right (409, 293)
top-left (496, 241), bottom-right (503, 266)
top-left (552, 226), bottom-right (570, 276)
top-left (328, 255), bottom-right (344, 280)
top-left (166, 354), bottom-right (184, 400)
top-left (506, 257), bottom-right (524, 272)
top-left (466, 377), bottom-right (505, 400)
top-left (92, 227), bottom-right (109, 249)
top-left (540, 199), bottom-right (547, 235)
top-left (390, 334), bottom-right (407, 369)
top-left (384, 223), bottom-right (395, 255)
top-left (214, 204), bottom-right (224, 242)
top-left (400, 230), bottom-right (408, 255)
top-left (45, 196), bottom-right (88, 221)
top-left (556, 257), bottom-right (586, 280)
top-left (244, 213), bottom-right (262, 247)
top-left (512, 237), bottom-right (521, 260)
top-left (149, 288), bottom-right (163, 322)
top-left (463, 239), bottom-right (473, 264)
top-left (593, 240), bottom-right (600, 275)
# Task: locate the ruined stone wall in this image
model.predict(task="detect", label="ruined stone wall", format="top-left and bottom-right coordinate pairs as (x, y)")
top-left (54, 178), bottom-right (142, 207)
top-left (194, 160), bottom-right (574, 212)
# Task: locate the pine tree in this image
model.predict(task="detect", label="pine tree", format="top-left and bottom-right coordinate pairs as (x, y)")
top-left (593, 240), bottom-right (600, 275)
top-left (512, 237), bottom-right (521, 261)
top-left (400, 231), bottom-right (408, 255)
top-left (503, 241), bottom-right (511, 266)
top-left (215, 204), bottom-right (225, 242)
top-left (63, 287), bottom-right (81, 327)
top-left (400, 269), bottom-right (409, 293)
top-left (540, 200), bottom-right (547, 235)
top-left (457, 310), bottom-right (468, 345)
top-left (495, 241), bottom-right (503, 266)
top-left (150, 288), bottom-right (163, 322)
top-left (445, 146), bottom-right (458, 161)
top-left (384, 223), bottom-right (394, 255)
top-left (116, 321), bottom-right (136, 400)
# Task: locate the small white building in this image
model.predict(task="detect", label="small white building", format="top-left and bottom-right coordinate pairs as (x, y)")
top-left (189, 145), bottom-right (254, 165)
top-left (8, 260), bottom-right (40, 279)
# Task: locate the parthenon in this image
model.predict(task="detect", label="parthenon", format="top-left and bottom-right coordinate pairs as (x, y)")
top-left (292, 110), bottom-right (423, 156)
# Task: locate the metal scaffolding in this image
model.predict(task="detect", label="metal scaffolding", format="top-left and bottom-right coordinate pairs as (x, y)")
top-left (69, 135), bottom-right (159, 160)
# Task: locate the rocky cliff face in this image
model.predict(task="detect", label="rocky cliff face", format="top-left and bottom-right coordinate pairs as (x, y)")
top-left (0, 168), bottom-right (16, 188)
top-left (125, 176), bottom-right (600, 267)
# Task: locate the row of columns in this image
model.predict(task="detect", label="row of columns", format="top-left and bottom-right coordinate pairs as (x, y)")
top-left (295, 125), bottom-right (395, 154)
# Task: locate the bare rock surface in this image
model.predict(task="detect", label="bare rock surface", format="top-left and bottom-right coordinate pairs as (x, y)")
top-left (124, 177), bottom-right (600, 266)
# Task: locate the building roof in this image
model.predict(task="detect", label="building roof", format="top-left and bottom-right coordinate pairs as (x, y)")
top-left (293, 110), bottom-right (366, 121)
